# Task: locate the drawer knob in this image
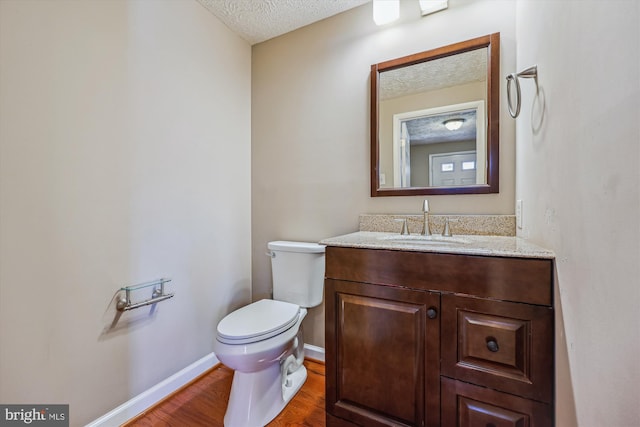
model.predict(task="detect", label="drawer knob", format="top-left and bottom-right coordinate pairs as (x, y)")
top-left (486, 337), bottom-right (499, 352)
top-left (427, 307), bottom-right (438, 319)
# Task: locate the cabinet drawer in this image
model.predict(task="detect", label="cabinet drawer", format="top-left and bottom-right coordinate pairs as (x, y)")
top-left (442, 295), bottom-right (554, 403)
top-left (441, 377), bottom-right (552, 427)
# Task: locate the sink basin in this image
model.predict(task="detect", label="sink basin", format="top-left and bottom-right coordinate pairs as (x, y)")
top-left (377, 235), bottom-right (470, 246)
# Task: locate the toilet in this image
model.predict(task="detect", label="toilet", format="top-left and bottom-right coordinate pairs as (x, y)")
top-left (213, 240), bottom-right (326, 427)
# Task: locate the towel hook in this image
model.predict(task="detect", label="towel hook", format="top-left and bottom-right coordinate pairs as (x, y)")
top-left (506, 65), bottom-right (538, 118)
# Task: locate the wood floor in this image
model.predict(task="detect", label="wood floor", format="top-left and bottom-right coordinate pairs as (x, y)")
top-left (124, 359), bottom-right (326, 427)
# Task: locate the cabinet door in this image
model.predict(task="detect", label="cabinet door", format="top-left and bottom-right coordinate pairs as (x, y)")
top-left (326, 279), bottom-right (440, 427)
top-left (441, 377), bottom-right (552, 427)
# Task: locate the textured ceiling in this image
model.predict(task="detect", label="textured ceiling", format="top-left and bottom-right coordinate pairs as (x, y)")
top-left (197, 0), bottom-right (370, 45)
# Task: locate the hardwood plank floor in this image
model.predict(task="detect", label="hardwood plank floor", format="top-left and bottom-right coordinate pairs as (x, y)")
top-left (124, 359), bottom-right (325, 427)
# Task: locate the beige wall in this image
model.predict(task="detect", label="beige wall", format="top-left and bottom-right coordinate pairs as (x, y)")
top-left (515, 1), bottom-right (640, 426)
top-left (0, 1), bottom-right (251, 425)
top-left (252, 0), bottom-right (516, 347)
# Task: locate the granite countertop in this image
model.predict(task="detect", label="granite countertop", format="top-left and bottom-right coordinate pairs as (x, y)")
top-left (320, 231), bottom-right (555, 260)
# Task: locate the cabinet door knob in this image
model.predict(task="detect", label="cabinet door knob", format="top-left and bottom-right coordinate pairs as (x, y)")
top-left (427, 307), bottom-right (438, 319)
top-left (486, 337), bottom-right (499, 352)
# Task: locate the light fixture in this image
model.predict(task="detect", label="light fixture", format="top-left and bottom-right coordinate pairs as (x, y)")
top-left (373, 0), bottom-right (399, 26)
top-left (443, 118), bottom-right (465, 131)
top-left (419, 0), bottom-right (448, 16)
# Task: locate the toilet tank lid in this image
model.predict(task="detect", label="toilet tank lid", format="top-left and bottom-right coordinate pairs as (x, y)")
top-left (267, 241), bottom-right (326, 253)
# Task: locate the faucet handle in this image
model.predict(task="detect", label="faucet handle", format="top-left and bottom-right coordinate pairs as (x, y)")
top-left (442, 217), bottom-right (459, 237)
top-left (394, 218), bottom-right (410, 235)
top-left (422, 199), bottom-right (430, 212)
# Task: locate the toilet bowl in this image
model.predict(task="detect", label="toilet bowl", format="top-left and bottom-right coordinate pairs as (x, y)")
top-left (213, 241), bottom-right (325, 427)
top-left (213, 299), bottom-right (307, 427)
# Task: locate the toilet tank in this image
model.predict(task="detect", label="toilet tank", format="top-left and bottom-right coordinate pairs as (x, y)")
top-left (267, 241), bottom-right (326, 308)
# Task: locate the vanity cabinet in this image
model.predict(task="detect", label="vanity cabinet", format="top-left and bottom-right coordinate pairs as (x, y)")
top-left (324, 246), bottom-right (554, 427)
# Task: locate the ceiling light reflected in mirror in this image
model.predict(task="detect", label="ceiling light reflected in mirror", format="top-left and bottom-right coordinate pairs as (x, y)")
top-left (443, 118), bottom-right (465, 131)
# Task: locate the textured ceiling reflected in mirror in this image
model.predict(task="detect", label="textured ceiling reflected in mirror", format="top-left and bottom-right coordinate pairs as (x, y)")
top-left (379, 49), bottom-right (487, 101)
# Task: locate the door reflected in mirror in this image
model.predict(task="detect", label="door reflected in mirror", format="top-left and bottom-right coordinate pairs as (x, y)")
top-left (371, 33), bottom-right (500, 196)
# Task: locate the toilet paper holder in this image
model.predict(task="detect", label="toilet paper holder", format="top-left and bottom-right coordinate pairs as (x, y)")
top-left (117, 278), bottom-right (174, 311)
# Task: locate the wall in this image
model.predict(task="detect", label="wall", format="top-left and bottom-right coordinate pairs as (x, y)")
top-left (515, 1), bottom-right (640, 425)
top-left (0, 1), bottom-right (251, 425)
top-left (252, 0), bottom-right (516, 347)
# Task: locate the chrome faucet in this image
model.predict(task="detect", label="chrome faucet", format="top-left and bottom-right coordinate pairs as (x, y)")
top-left (421, 199), bottom-right (431, 236)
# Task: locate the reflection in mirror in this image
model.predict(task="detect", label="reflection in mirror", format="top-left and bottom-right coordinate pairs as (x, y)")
top-left (391, 101), bottom-right (485, 188)
top-left (371, 33), bottom-right (500, 196)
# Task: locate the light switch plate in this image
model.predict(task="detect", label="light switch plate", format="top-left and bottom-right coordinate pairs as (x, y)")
top-left (516, 199), bottom-right (523, 229)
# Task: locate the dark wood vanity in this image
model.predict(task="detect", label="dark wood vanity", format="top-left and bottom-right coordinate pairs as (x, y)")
top-left (324, 245), bottom-right (554, 427)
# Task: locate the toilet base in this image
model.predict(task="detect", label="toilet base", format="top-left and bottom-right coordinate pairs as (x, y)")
top-left (224, 361), bottom-right (307, 427)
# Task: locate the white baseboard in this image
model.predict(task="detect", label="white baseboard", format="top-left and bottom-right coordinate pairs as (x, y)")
top-left (85, 352), bottom-right (219, 427)
top-left (86, 344), bottom-right (325, 427)
top-left (303, 343), bottom-right (325, 362)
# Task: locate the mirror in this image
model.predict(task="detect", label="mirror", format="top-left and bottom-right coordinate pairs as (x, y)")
top-left (371, 33), bottom-right (500, 196)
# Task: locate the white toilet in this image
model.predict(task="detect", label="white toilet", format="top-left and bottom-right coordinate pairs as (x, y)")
top-left (213, 240), bottom-right (326, 427)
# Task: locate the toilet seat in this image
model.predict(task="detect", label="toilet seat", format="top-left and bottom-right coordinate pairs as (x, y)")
top-left (217, 299), bottom-right (301, 345)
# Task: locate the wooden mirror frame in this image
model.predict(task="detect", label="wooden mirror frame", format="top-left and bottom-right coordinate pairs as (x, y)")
top-left (371, 33), bottom-right (500, 196)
